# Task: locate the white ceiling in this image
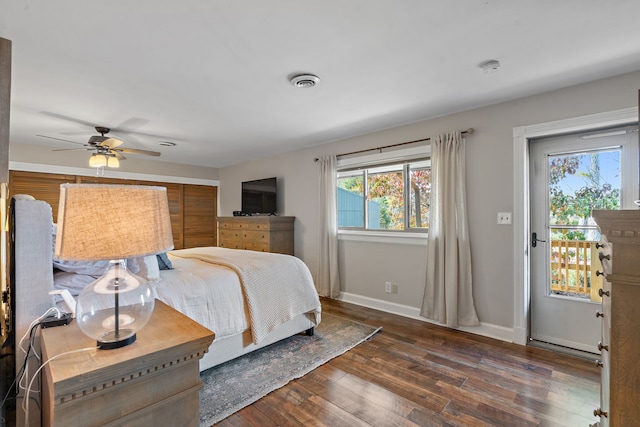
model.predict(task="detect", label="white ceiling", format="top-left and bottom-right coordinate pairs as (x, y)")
top-left (2, 1), bottom-right (640, 168)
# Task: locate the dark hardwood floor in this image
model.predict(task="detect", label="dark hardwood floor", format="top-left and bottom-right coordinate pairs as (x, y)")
top-left (219, 297), bottom-right (600, 427)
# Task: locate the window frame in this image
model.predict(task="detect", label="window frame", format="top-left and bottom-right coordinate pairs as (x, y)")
top-left (336, 145), bottom-right (431, 236)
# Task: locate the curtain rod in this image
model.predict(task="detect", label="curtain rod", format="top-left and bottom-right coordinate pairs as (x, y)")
top-left (314, 128), bottom-right (474, 162)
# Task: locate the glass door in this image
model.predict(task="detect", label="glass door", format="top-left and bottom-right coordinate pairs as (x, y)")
top-left (529, 127), bottom-right (637, 353)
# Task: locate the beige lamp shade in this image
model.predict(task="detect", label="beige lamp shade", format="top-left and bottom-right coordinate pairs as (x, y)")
top-left (55, 184), bottom-right (174, 261)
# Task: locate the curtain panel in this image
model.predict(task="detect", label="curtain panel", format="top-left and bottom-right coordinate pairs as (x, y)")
top-left (317, 155), bottom-right (341, 297)
top-left (420, 131), bottom-right (479, 327)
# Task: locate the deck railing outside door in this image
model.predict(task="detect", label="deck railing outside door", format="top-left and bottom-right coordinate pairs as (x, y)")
top-left (549, 239), bottom-right (603, 302)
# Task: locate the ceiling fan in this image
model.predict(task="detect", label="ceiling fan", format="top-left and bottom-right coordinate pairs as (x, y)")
top-left (37, 126), bottom-right (161, 171)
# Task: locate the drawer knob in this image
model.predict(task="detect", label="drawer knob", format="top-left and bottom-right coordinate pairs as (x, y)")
top-left (598, 288), bottom-right (610, 298)
top-left (593, 408), bottom-right (608, 418)
top-left (595, 270), bottom-right (604, 277)
top-left (595, 243), bottom-right (605, 249)
top-left (595, 359), bottom-right (603, 368)
top-left (595, 311), bottom-right (604, 318)
top-left (597, 342), bottom-right (609, 352)
top-left (598, 252), bottom-right (610, 262)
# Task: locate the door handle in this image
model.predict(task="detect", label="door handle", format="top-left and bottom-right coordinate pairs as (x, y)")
top-left (531, 232), bottom-right (546, 248)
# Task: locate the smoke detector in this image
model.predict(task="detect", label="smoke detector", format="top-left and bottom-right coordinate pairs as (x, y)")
top-left (289, 74), bottom-right (320, 88)
top-left (479, 60), bottom-right (501, 74)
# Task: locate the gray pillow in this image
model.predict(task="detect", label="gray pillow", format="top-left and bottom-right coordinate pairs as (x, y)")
top-left (156, 253), bottom-right (173, 270)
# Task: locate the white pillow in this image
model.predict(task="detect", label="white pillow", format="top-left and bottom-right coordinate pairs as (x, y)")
top-left (128, 255), bottom-right (160, 281)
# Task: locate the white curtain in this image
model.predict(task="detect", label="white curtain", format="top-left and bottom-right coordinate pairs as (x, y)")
top-left (420, 131), bottom-right (479, 327)
top-left (317, 155), bottom-right (341, 297)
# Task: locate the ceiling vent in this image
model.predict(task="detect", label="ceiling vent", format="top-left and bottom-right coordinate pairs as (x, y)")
top-left (479, 60), bottom-right (501, 74)
top-left (289, 74), bottom-right (320, 88)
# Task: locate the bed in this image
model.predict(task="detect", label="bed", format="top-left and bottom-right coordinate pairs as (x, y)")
top-left (12, 197), bottom-right (322, 375)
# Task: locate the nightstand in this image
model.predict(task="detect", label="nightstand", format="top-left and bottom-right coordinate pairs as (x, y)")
top-left (40, 300), bottom-right (214, 426)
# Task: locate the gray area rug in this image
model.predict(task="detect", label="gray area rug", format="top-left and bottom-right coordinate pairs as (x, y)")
top-left (199, 313), bottom-right (381, 426)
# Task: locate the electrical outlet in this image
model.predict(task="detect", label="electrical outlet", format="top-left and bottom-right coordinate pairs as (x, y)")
top-left (391, 284), bottom-right (398, 294)
top-left (497, 212), bottom-right (512, 225)
top-left (385, 281), bottom-right (392, 293)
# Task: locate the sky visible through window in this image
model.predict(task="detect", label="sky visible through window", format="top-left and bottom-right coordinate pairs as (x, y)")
top-left (553, 149), bottom-right (620, 199)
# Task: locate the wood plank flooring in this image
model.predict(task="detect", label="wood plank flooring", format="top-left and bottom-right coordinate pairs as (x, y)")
top-left (218, 298), bottom-right (601, 426)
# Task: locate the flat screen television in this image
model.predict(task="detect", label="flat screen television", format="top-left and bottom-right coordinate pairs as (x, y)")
top-left (241, 177), bottom-right (277, 215)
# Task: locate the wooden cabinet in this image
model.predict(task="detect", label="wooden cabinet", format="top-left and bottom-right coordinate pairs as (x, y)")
top-left (8, 170), bottom-right (217, 249)
top-left (183, 184), bottom-right (217, 248)
top-left (40, 300), bottom-right (214, 427)
top-left (591, 210), bottom-right (640, 427)
top-left (218, 216), bottom-right (294, 255)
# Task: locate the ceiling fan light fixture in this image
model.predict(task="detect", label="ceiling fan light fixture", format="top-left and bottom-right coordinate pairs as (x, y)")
top-left (89, 153), bottom-right (107, 168)
top-left (107, 156), bottom-right (120, 168)
top-left (289, 73), bottom-right (320, 88)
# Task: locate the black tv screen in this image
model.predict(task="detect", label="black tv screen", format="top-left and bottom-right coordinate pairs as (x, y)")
top-left (242, 177), bottom-right (277, 214)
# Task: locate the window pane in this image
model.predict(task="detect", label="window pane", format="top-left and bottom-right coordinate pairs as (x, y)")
top-left (409, 163), bottom-right (430, 229)
top-left (337, 173), bottom-right (364, 227)
top-left (548, 149), bottom-right (621, 227)
top-left (368, 167), bottom-right (404, 230)
top-left (547, 148), bottom-right (619, 299)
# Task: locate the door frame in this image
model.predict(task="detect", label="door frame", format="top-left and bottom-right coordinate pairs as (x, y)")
top-left (512, 107), bottom-right (638, 346)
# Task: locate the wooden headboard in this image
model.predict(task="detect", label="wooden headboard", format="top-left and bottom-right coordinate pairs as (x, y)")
top-left (8, 170), bottom-right (218, 249)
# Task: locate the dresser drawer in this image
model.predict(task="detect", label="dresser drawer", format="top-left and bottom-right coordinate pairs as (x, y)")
top-left (601, 345), bottom-right (610, 427)
top-left (246, 222), bottom-right (272, 231)
top-left (601, 279), bottom-right (611, 331)
top-left (243, 241), bottom-right (269, 252)
top-left (598, 243), bottom-right (612, 275)
top-left (218, 240), bottom-right (244, 249)
top-left (219, 229), bottom-right (244, 240)
top-left (219, 220), bottom-right (248, 230)
top-left (218, 230), bottom-right (244, 250)
top-left (243, 230), bottom-right (269, 243)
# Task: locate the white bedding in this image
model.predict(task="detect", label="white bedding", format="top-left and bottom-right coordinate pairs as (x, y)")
top-left (151, 254), bottom-right (251, 340)
top-left (53, 247), bottom-right (321, 344)
top-left (170, 247), bottom-right (322, 344)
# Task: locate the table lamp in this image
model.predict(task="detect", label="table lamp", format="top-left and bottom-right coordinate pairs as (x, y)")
top-left (55, 184), bottom-right (174, 349)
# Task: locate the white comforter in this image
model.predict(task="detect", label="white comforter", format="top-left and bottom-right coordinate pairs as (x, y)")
top-left (153, 247), bottom-right (321, 344)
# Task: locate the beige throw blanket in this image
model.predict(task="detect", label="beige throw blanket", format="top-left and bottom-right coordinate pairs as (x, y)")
top-left (170, 247), bottom-right (321, 344)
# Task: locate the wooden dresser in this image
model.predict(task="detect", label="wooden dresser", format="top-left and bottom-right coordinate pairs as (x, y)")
top-left (40, 300), bottom-right (214, 427)
top-left (591, 210), bottom-right (640, 427)
top-left (218, 216), bottom-right (295, 255)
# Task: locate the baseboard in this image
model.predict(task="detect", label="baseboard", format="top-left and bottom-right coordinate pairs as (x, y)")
top-left (512, 326), bottom-right (528, 346)
top-left (337, 292), bottom-right (515, 343)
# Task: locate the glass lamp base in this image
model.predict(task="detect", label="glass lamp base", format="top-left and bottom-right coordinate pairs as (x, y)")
top-left (97, 332), bottom-right (137, 350)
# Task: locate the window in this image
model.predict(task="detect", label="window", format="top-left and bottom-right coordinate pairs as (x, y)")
top-left (337, 158), bottom-right (430, 231)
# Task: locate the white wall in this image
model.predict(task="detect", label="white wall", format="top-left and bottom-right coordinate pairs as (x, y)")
top-left (219, 70), bottom-right (640, 337)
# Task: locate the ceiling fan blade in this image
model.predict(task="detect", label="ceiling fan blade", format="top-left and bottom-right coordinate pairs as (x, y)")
top-left (52, 148), bottom-right (93, 152)
top-left (99, 138), bottom-right (124, 149)
top-left (112, 129), bottom-right (182, 142)
top-left (39, 112), bottom-right (98, 128)
top-left (117, 147), bottom-right (161, 157)
top-left (36, 134), bottom-right (86, 146)
top-left (114, 118), bottom-right (150, 132)
top-left (61, 131), bottom-right (96, 136)
top-left (113, 151), bottom-right (126, 160)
